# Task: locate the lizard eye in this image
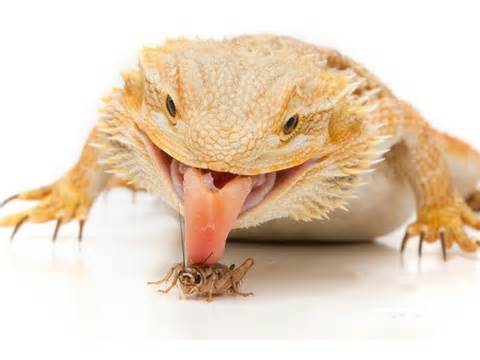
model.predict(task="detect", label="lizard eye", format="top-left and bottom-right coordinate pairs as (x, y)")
top-left (283, 114), bottom-right (299, 135)
top-left (194, 273), bottom-right (202, 284)
top-left (166, 95), bottom-right (177, 117)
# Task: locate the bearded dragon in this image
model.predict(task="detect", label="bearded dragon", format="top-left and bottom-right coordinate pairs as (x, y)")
top-left (2, 34), bottom-right (480, 264)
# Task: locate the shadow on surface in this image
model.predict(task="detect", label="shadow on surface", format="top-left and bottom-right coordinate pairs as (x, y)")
top-left (220, 240), bottom-right (403, 297)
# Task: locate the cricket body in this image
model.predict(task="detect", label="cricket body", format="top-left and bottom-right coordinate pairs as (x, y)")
top-left (2, 34), bottom-right (480, 268)
top-left (148, 258), bottom-right (254, 302)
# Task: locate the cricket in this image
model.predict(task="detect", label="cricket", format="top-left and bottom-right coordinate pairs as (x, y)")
top-left (148, 213), bottom-right (254, 302)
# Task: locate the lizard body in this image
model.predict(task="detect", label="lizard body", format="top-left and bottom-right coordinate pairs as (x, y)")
top-left (2, 34), bottom-right (480, 263)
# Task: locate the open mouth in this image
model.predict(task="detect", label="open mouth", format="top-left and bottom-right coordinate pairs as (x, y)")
top-left (138, 128), bottom-right (316, 265)
top-left (170, 158), bottom-right (277, 214)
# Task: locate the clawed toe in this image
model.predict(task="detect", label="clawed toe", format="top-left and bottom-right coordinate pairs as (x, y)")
top-left (401, 221), bottom-right (477, 261)
top-left (10, 214), bottom-right (29, 241)
top-left (1, 184), bottom-right (89, 242)
top-left (52, 218), bottom-right (62, 242)
top-left (1, 194), bottom-right (19, 208)
top-left (400, 202), bottom-right (480, 260)
top-left (3, 212), bottom-right (87, 243)
top-left (401, 227), bottom-right (453, 261)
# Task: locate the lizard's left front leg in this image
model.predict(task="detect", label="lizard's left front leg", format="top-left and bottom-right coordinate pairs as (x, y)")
top-left (396, 103), bottom-right (480, 259)
top-left (0, 127), bottom-right (110, 241)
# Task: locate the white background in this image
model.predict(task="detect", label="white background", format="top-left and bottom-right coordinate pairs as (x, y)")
top-left (1, 0), bottom-right (480, 356)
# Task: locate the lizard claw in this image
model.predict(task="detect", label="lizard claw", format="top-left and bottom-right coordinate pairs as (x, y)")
top-left (1, 194), bottom-right (19, 208)
top-left (78, 220), bottom-right (85, 242)
top-left (2, 186), bottom-right (52, 209)
top-left (439, 231), bottom-right (447, 261)
top-left (10, 215), bottom-right (29, 241)
top-left (52, 218), bottom-right (63, 242)
top-left (401, 229), bottom-right (443, 260)
top-left (418, 230), bottom-right (425, 258)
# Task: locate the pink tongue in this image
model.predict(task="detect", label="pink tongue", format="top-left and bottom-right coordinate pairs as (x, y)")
top-left (183, 168), bottom-right (252, 264)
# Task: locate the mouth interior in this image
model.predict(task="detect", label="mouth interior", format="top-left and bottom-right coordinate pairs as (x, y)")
top-left (170, 158), bottom-right (277, 214)
top-left (139, 129), bottom-right (311, 265)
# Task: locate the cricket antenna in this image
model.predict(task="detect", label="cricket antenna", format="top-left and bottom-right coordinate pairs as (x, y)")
top-left (178, 211), bottom-right (186, 269)
top-left (199, 251), bottom-right (214, 265)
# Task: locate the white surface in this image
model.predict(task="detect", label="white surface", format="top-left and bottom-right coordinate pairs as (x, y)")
top-left (1, 0), bottom-right (480, 346)
top-left (1, 192), bottom-right (480, 341)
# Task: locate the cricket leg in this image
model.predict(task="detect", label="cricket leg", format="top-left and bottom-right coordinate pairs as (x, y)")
top-left (231, 281), bottom-right (253, 297)
top-left (396, 102), bottom-right (480, 258)
top-left (147, 264), bottom-right (182, 285)
top-left (0, 127), bottom-right (110, 241)
top-left (206, 277), bottom-right (215, 302)
top-left (229, 258), bottom-right (255, 284)
top-left (157, 273), bottom-right (181, 294)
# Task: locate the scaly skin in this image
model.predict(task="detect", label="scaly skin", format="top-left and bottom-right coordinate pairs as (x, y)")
top-left (2, 34), bottom-right (480, 258)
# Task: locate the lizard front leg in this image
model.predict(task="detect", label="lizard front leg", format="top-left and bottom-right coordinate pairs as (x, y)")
top-left (0, 127), bottom-right (110, 241)
top-left (396, 103), bottom-right (480, 259)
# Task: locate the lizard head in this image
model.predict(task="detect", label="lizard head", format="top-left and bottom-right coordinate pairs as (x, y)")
top-left (98, 35), bottom-right (387, 263)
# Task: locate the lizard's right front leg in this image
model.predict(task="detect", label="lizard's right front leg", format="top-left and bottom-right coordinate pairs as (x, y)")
top-left (394, 103), bottom-right (480, 258)
top-left (0, 127), bottom-right (109, 241)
